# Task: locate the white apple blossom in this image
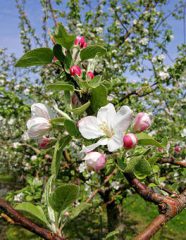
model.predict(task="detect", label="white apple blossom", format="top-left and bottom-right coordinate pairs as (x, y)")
top-left (139, 38), bottom-right (148, 46)
top-left (78, 162), bottom-right (87, 173)
top-left (31, 155), bottom-right (37, 161)
top-left (158, 71), bottom-right (170, 80)
top-left (27, 103), bottom-right (52, 139)
top-left (12, 142), bottom-right (21, 149)
top-left (14, 192), bottom-right (24, 202)
top-left (8, 118), bottom-right (15, 125)
top-left (181, 128), bottom-right (186, 137)
top-left (78, 103), bottom-right (133, 152)
top-left (111, 181), bottom-right (120, 190)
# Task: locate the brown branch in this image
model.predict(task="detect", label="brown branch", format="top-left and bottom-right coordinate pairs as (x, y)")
top-left (159, 157), bottom-right (186, 168)
top-left (86, 169), bottom-right (117, 203)
top-left (0, 198), bottom-right (65, 240)
top-left (119, 82), bottom-right (158, 102)
top-left (124, 173), bottom-right (186, 240)
top-left (134, 189), bottom-right (186, 240)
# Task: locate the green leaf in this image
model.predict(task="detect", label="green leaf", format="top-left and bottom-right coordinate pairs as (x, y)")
top-left (117, 158), bottom-right (126, 172)
top-left (15, 203), bottom-right (49, 226)
top-left (51, 136), bottom-right (72, 176)
top-left (124, 157), bottom-right (139, 173)
top-left (105, 230), bottom-right (119, 239)
top-left (136, 133), bottom-right (163, 148)
top-left (71, 101), bottom-right (90, 115)
top-left (87, 76), bottom-right (102, 88)
top-left (15, 48), bottom-right (53, 67)
top-left (64, 120), bottom-right (80, 137)
top-left (50, 118), bottom-right (64, 126)
top-left (68, 203), bottom-right (91, 220)
top-left (53, 44), bottom-right (65, 62)
top-left (46, 82), bottom-right (74, 91)
top-left (49, 184), bottom-right (79, 212)
top-left (90, 85), bottom-right (108, 113)
top-left (134, 159), bottom-right (152, 179)
top-left (54, 23), bottom-right (76, 49)
top-left (80, 45), bottom-right (106, 61)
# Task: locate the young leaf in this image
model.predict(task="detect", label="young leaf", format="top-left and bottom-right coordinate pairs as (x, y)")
top-left (50, 117), bottom-right (64, 126)
top-left (136, 132), bottom-right (163, 148)
top-left (15, 202), bottom-right (49, 227)
top-left (49, 184), bottom-right (79, 212)
top-left (64, 120), bottom-right (80, 137)
top-left (71, 101), bottom-right (90, 115)
top-left (134, 159), bottom-right (152, 179)
top-left (54, 23), bottom-right (76, 49)
top-left (80, 45), bottom-right (106, 61)
top-left (46, 82), bottom-right (74, 91)
top-left (53, 44), bottom-right (65, 62)
top-left (87, 76), bottom-right (102, 88)
top-left (15, 48), bottom-right (53, 67)
top-left (90, 85), bottom-right (108, 113)
top-left (51, 136), bottom-right (72, 176)
top-left (68, 203), bottom-right (91, 221)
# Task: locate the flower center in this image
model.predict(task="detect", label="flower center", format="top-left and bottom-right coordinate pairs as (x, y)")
top-left (99, 122), bottom-right (114, 138)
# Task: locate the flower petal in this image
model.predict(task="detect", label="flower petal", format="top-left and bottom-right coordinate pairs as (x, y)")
top-left (107, 133), bottom-right (123, 152)
top-left (97, 103), bottom-right (116, 129)
top-left (81, 138), bottom-right (108, 153)
top-left (27, 117), bottom-right (51, 139)
top-left (78, 116), bottom-right (103, 139)
top-left (113, 106), bottom-right (133, 133)
top-left (31, 103), bottom-right (51, 120)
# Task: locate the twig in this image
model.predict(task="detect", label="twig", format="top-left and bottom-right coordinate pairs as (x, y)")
top-left (86, 169), bottom-right (117, 203)
top-left (0, 198), bottom-right (65, 240)
top-left (159, 157), bottom-right (186, 168)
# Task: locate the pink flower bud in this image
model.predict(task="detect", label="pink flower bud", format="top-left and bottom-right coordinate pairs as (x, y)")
top-left (133, 112), bottom-right (152, 132)
top-left (74, 36), bottom-right (87, 48)
top-left (38, 136), bottom-right (51, 149)
top-left (52, 56), bottom-right (58, 62)
top-left (123, 133), bottom-right (138, 149)
top-left (157, 147), bottom-right (164, 153)
top-left (83, 152), bottom-right (106, 171)
top-left (70, 65), bottom-right (82, 77)
top-left (87, 71), bottom-right (94, 79)
top-left (174, 146), bottom-right (181, 153)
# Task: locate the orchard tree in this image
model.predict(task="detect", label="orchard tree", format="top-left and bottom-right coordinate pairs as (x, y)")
top-left (0, 0), bottom-right (186, 240)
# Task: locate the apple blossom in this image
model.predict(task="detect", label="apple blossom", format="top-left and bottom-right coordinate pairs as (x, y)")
top-left (174, 146), bottom-right (181, 153)
top-left (83, 152), bottom-right (106, 171)
top-left (78, 103), bottom-right (133, 152)
top-left (123, 133), bottom-right (138, 149)
top-left (38, 136), bottom-right (51, 149)
top-left (133, 112), bottom-right (152, 132)
top-left (87, 71), bottom-right (94, 79)
top-left (74, 36), bottom-right (87, 48)
top-left (158, 71), bottom-right (170, 80)
top-left (70, 65), bottom-right (82, 76)
top-left (27, 103), bottom-right (52, 139)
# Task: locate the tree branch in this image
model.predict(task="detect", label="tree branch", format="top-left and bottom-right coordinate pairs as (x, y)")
top-left (159, 157), bottom-right (186, 168)
top-left (124, 173), bottom-right (186, 240)
top-left (134, 189), bottom-right (186, 240)
top-left (0, 198), bottom-right (65, 240)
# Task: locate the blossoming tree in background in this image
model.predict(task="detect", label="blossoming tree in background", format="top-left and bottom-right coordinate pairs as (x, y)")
top-left (0, 0), bottom-right (186, 240)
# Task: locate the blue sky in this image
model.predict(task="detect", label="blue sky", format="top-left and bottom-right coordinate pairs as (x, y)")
top-left (0, 0), bottom-right (185, 61)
